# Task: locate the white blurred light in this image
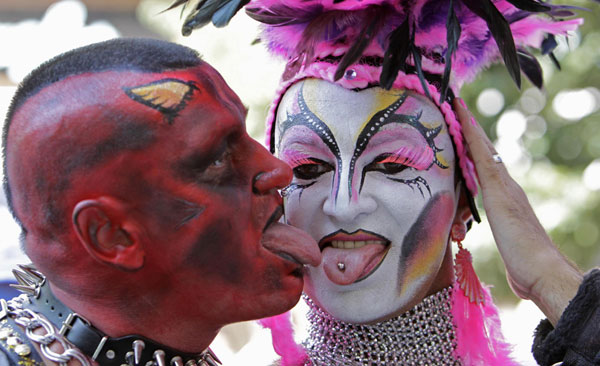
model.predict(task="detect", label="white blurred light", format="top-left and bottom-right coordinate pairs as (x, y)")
top-left (525, 115), bottom-right (547, 139)
top-left (42, 0), bottom-right (87, 29)
top-left (0, 87), bottom-right (17, 121)
top-left (0, 0), bottom-right (120, 84)
top-left (553, 89), bottom-right (598, 121)
top-left (553, 31), bottom-right (581, 60)
top-left (496, 110), bottom-right (527, 140)
top-left (476, 88), bottom-right (504, 117)
top-left (536, 200), bottom-right (569, 229)
top-left (583, 159), bottom-right (600, 191)
top-left (494, 138), bottom-right (525, 165)
top-left (520, 87), bottom-right (546, 115)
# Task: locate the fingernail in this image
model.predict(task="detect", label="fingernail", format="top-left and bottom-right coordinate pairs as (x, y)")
top-left (459, 98), bottom-right (467, 109)
top-left (470, 116), bottom-right (477, 127)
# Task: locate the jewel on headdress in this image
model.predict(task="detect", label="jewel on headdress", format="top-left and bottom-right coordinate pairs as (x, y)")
top-left (344, 69), bottom-right (357, 80)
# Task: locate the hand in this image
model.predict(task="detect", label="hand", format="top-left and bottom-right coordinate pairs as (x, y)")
top-left (453, 98), bottom-right (582, 325)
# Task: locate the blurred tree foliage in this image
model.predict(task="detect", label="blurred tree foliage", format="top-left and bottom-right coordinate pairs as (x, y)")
top-left (460, 0), bottom-right (600, 304)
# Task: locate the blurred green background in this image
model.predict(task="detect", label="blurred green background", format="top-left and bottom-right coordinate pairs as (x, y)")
top-left (457, 0), bottom-right (600, 303)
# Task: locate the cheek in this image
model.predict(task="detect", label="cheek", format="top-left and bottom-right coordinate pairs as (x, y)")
top-left (179, 189), bottom-right (256, 283)
top-left (399, 192), bottom-right (455, 284)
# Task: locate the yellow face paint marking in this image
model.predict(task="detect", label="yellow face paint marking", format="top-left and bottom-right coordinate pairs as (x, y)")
top-left (124, 78), bottom-right (198, 124)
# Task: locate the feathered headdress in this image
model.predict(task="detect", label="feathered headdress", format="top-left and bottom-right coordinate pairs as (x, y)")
top-left (169, 0), bottom-right (582, 200)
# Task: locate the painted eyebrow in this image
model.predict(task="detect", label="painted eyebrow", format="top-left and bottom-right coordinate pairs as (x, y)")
top-left (350, 92), bottom-right (448, 196)
top-left (278, 84), bottom-right (343, 201)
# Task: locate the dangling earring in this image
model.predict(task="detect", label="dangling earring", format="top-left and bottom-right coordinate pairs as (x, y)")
top-left (452, 223), bottom-right (485, 305)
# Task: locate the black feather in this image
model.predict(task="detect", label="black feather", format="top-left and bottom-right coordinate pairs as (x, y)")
top-left (334, 8), bottom-right (380, 81)
top-left (212, 0), bottom-right (247, 27)
top-left (440, 0), bottom-right (461, 103)
top-left (163, 0), bottom-right (190, 13)
top-left (409, 27), bottom-right (431, 100)
top-left (549, 51), bottom-right (561, 70)
top-left (182, 0), bottom-right (248, 34)
top-left (460, 0), bottom-right (521, 88)
top-left (517, 48), bottom-right (543, 89)
top-left (380, 18), bottom-right (410, 90)
top-left (541, 34), bottom-right (557, 55)
top-left (505, 0), bottom-right (550, 12)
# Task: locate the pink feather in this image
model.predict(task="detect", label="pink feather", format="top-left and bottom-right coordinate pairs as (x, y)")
top-left (258, 312), bottom-right (308, 366)
top-left (452, 280), bottom-right (519, 365)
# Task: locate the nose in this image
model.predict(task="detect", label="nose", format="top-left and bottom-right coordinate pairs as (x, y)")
top-left (322, 186), bottom-right (377, 223)
top-left (252, 150), bottom-right (293, 195)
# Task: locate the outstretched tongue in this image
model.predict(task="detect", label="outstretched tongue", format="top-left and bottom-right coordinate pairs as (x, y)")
top-left (261, 222), bottom-right (321, 267)
top-left (322, 244), bottom-right (387, 285)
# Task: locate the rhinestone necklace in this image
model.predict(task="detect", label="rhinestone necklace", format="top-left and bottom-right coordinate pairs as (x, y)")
top-left (303, 287), bottom-right (461, 366)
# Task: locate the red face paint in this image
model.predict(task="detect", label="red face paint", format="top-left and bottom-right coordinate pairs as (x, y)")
top-left (6, 64), bottom-right (320, 328)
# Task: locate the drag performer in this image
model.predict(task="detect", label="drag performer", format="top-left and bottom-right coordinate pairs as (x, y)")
top-left (0, 38), bottom-right (321, 366)
top-left (172, 0), bottom-right (599, 364)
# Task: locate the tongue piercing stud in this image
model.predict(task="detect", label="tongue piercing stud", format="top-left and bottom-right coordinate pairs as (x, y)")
top-left (337, 262), bottom-right (346, 272)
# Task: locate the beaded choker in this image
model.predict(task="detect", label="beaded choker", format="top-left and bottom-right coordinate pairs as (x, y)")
top-left (303, 287), bottom-right (461, 366)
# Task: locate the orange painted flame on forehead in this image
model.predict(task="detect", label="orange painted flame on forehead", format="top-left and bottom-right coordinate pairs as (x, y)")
top-left (124, 78), bottom-right (199, 124)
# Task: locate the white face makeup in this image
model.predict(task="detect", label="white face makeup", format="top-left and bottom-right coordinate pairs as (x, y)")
top-left (275, 79), bottom-right (459, 323)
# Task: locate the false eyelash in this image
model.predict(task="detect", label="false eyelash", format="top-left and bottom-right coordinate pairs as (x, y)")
top-left (376, 146), bottom-right (433, 171)
top-left (387, 176), bottom-right (432, 198)
top-left (288, 156), bottom-right (318, 168)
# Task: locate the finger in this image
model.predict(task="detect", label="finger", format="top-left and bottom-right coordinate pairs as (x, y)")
top-left (453, 99), bottom-right (510, 182)
top-left (453, 98), bottom-right (492, 159)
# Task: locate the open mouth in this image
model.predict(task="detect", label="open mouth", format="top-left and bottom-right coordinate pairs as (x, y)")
top-left (319, 229), bottom-right (391, 285)
top-left (319, 229), bottom-right (390, 250)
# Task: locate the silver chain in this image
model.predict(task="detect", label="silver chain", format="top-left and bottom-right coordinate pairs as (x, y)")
top-left (303, 287), bottom-right (461, 366)
top-left (3, 295), bottom-right (91, 366)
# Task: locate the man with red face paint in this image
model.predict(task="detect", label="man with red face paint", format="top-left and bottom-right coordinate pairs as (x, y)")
top-left (0, 38), bottom-right (320, 366)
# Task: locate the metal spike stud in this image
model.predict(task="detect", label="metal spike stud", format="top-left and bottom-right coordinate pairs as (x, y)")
top-left (12, 270), bottom-right (35, 287)
top-left (126, 351), bottom-right (135, 366)
top-left (184, 360), bottom-right (197, 366)
top-left (206, 349), bottom-right (221, 364)
top-left (17, 264), bottom-right (44, 283)
top-left (9, 284), bottom-right (36, 296)
top-left (133, 340), bottom-right (145, 365)
top-left (154, 350), bottom-right (166, 366)
top-left (170, 356), bottom-right (184, 366)
top-left (204, 358), bottom-right (218, 366)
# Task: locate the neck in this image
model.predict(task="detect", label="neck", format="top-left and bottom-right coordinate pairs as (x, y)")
top-left (50, 283), bottom-right (220, 354)
top-left (304, 288), bottom-right (460, 366)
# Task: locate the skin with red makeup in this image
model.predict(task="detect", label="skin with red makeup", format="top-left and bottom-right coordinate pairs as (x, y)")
top-left (2, 39), bottom-right (319, 365)
top-left (275, 79), bottom-right (471, 323)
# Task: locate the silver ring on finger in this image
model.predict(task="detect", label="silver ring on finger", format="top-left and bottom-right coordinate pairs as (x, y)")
top-left (492, 154), bottom-right (503, 163)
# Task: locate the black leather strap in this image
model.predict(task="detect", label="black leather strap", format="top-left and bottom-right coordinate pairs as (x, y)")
top-left (23, 281), bottom-right (210, 366)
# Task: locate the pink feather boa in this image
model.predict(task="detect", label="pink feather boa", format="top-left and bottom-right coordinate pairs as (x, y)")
top-left (258, 281), bottom-right (518, 365)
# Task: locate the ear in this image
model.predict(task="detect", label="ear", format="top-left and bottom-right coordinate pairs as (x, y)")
top-left (72, 197), bottom-right (144, 271)
top-left (452, 182), bottom-right (473, 228)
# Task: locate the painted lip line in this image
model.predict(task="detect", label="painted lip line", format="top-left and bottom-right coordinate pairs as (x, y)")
top-left (318, 229), bottom-right (390, 250)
